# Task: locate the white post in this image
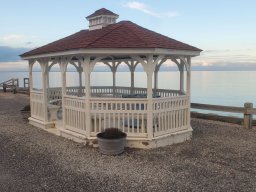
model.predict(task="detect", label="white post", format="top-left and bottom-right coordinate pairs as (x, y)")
top-left (28, 60), bottom-right (34, 119)
top-left (131, 70), bottom-right (135, 93)
top-left (28, 60), bottom-right (34, 92)
top-left (146, 56), bottom-right (154, 140)
top-left (180, 63), bottom-right (184, 94)
top-left (186, 57), bottom-right (191, 127)
top-left (153, 68), bottom-right (159, 95)
top-left (82, 57), bottom-right (92, 137)
top-left (186, 58), bottom-right (191, 96)
top-left (60, 59), bottom-right (67, 128)
top-left (131, 55), bottom-right (164, 139)
top-left (146, 71), bottom-right (154, 139)
top-left (40, 60), bottom-right (49, 122)
top-left (128, 61), bottom-right (136, 94)
top-left (154, 71), bottom-right (158, 90)
top-left (112, 69), bottom-right (116, 97)
top-left (78, 63), bottom-right (83, 96)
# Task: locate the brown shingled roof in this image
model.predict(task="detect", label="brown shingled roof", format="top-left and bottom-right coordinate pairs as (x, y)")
top-left (21, 21), bottom-right (201, 57)
top-left (86, 8), bottom-right (118, 19)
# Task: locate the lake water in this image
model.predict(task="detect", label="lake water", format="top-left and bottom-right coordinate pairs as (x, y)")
top-left (1, 71), bottom-right (256, 116)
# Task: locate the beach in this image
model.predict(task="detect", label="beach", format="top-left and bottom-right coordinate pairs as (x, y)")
top-left (0, 92), bottom-right (256, 191)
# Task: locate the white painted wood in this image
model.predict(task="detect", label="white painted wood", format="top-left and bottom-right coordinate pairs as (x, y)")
top-left (47, 86), bottom-right (182, 101)
top-left (64, 95), bottom-right (86, 134)
top-left (153, 96), bottom-right (190, 137)
top-left (186, 57), bottom-right (191, 126)
top-left (60, 58), bottom-right (68, 130)
top-left (179, 62), bottom-right (184, 93)
top-left (24, 51), bottom-right (198, 148)
top-left (21, 48), bottom-right (201, 60)
top-left (30, 90), bottom-right (45, 121)
top-left (39, 59), bottom-right (49, 122)
top-left (90, 97), bottom-right (148, 137)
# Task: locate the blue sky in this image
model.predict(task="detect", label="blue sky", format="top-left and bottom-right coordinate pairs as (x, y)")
top-left (0, 0), bottom-right (256, 71)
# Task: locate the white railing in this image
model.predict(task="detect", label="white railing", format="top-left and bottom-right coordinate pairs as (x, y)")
top-left (31, 91), bottom-right (45, 121)
top-left (64, 95), bottom-right (86, 134)
top-left (153, 95), bottom-right (190, 137)
top-left (60, 91), bottom-right (189, 139)
top-left (48, 87), bottom-right (62, 100)
top-left (48, 87), bottom-right (85, 101)
top-left (90, 98), bottom-right (148, 138)
top-left (48, 86), bottom-right (182, 101)
top-left (91, 86), bottom-right (113, 97)
top-left (155, 88), bottom-right (182, 97)
top-left (66, 86), bottom-right (85, 97)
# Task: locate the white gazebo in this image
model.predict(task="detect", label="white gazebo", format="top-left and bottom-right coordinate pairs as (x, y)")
top-left (21, 8), bottom-right (202, 148)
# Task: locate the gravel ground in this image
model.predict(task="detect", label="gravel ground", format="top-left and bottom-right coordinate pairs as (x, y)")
top-left (0, 92), bottom-right (256, 192)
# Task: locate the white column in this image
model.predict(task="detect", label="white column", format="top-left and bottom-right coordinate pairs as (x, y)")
top-left (78, 64), bottom-right (83, 97)
top-left (128, 61), bottom-right (137, 94)
top-left (28, 60), bottom-right (34, 119)
top-left (145, 56), bottom-right (155, 140)
top-left (186, 57), bottom-right (191, 127)
top-left (40, 60), bottom-right (49, 122)
top-left (82, 57), bottom-right (92, 137)
top-left (153, 67), bottom-right (159, 95)
top-left (112, 69), bottom-right (116, 97)
top-left (60, 59), bottom-right (67, 128)
top-left (130, 69), bottom-right (135, 94)
top-left (46, 66), bottom-right (50, 89)
top-left (186, 58), bottom-right (191, 96)
top-left (131, 55), bottom-right (164, 140)
top-left (180, 63), bottom-right (185, 94)
top-left (28, 60), bottom-right (34, 91)
top-left (146, 69), bottom-right (154, 139)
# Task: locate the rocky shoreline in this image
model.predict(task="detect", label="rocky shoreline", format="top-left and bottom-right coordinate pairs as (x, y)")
top-left (0, 92), bottom-right (256, 192)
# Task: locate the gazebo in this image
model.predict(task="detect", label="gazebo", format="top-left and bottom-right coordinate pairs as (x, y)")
top-left (21, 8), bottom-right (202, 148)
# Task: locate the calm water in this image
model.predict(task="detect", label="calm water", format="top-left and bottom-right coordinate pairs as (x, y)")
top-left (1, 71), bottom-right (256, 114)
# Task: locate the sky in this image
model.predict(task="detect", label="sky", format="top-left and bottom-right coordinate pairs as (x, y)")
top-left (0, 0), bottom-right (256, 71)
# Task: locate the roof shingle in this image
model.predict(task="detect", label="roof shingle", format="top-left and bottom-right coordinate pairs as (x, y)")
top-left (21, 21), bottom-right (201, 57)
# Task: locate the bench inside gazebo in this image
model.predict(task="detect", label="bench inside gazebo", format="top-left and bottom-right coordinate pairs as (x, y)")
top-left (21, 8), bottom-right (201, 148)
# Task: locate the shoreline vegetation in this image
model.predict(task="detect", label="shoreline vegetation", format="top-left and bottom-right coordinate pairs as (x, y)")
top-left (0, 92), bottom-right (256, 191)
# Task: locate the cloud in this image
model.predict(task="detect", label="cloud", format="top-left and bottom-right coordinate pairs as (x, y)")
top-left (193, 49), bottom-right (256, 67)
top-left (0, 46), bottom-right (32, 62)
top-left (2, 34), bottom-right (25, 42)
top-left (0, 61), bottom-right (28, 71)
top-left (0, 34), bottom-right (37, 48)
top-left (123, 1), bottom-right (178, 18)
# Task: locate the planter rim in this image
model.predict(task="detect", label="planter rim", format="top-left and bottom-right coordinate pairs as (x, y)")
top-left (97, 132), bottom-right (127, 140)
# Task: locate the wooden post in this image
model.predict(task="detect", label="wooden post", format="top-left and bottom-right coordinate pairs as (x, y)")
top-left (244, 102), bottom-right (253, 129)
top-left (3, 84), bottom-right (7, 92)
top-left (179, 63), bottom-right (184, 94)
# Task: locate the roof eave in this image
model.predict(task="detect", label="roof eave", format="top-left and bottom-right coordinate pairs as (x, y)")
top-left (21, 48), bottom-right (202, 60)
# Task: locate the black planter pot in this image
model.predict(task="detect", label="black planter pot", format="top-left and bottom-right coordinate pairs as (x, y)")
top-left (97, 129), bottom-right (127, 155)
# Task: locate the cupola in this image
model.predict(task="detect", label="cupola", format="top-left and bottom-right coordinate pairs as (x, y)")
top-left (86, 8), bottom-right (119, 31)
